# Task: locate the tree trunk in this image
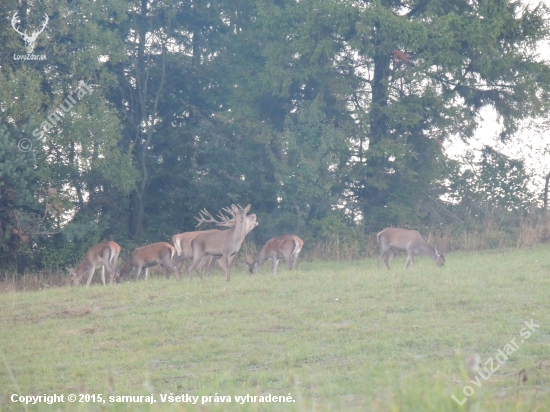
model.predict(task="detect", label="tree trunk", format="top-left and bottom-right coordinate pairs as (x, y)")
top-left (129, 0), bottom-right (167, 241)
top-left (544, 171), bottom-right (550, 212)
top-left (362, 18), bottom-right (392, 219)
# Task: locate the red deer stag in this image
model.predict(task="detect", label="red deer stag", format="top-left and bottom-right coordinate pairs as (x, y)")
top-left (173, 213), bottom-right (258, 275)
top-left (246, 235), bottom-right (303, 275)
top-left (69, 241), bottom-right (121, 286)
top-left (377, 228), bottom-right (445, 270)
top-left (188, 204), bottom-right (254, 281)
top-left (118, 242), bottom-right (177, 281)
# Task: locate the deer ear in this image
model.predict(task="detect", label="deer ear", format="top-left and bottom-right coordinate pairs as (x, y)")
top-left (243, 204), bottom-right (251, 214)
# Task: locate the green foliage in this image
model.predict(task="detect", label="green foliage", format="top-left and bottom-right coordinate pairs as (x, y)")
top-left (1, 0), bottom-right (550, 270)
top-left (309, 212), bottom-right (368, 260)
top-left (449, 146), bottom-right (534, 212)
top-left (0, 121), bottom-right (40, 270)
top-left (274, 101), bottom-right (350, 222)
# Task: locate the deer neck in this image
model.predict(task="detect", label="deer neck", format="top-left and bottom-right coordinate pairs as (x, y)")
top-left (225, 217), bottom-right (247, 248)
top-left (420, 242), bottom-right (438, 261)
top-left (254, 249), bottom-right (268, 266)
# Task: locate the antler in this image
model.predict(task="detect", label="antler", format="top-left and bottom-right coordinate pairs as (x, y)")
top-left (221, 206), bottom-right (236, 218)
top-left (11, 12), bottom-right (26, 37)
top-left (195, 208), bottom-right (235, 228)
top-left (195, 208), bottom-right (218, 227)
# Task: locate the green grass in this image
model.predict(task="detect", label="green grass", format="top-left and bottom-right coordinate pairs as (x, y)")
top-left (1, 247), bottom-right (549, 411)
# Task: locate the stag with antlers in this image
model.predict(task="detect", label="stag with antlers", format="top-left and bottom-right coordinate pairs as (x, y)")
top-left (188, 204), bottom-right (255, 281)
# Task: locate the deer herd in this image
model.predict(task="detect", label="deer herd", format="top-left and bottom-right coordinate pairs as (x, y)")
top-left (69, 204), bottom-right (445, 287)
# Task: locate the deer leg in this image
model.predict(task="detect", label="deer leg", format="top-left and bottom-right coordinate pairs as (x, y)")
top-left (171, 260), bottom-right (180, 280)
top-left (385, 250), bottom-right (395, 270)
top-left (85, 265), bottom-right (96, 287)
top-left (188, 254), bottom-right (203, 280)
top-left (222, 255), bottom-right (236, 276)
top-left (284, 254), bottom-right (292, 271)
top-left (292, 252), bottom-right (300, 271)
top-left (377, 248), bottom-right (387, 269)
top-left (187, 260), bottom-right (195, 281)
top-left (196, 258), bottom-right (205, 280)
top-left (134, 264), bottom-right (142, 281)
top-left (109, 255), bottom-right (119, 285)
top-left (405, 252), bottom-right (415, 269)
top-left (195, 256), bottom-right (206, 273)
top-left (205, 256), bottom-right (218, 276)
top-left (162, 257), bottom-right (177, 279)
top-left (99, 255), bottom-right (115, 285)
top-left (195, 256), bottom-right (209, 279)
top-left (161, 259), bottom-right (171, 278)
top-left (272, 258), bottom-right (280, 275)
top-left (173, 254), bottom-right (186, 269)
top-left (223, 254), bottom-right (231, 281)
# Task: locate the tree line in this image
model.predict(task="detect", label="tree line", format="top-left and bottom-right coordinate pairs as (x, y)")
top-left (1, 0), bottom-right (550, 272)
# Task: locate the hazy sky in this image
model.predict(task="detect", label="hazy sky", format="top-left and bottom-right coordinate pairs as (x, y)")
top-left (444, 108), bottom-right (550, 193)
top-left (444, 0), bottom-right (550, 196)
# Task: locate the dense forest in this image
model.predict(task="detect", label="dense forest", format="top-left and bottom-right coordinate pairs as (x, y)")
top-left (1, 0), bottom-right (550, 272)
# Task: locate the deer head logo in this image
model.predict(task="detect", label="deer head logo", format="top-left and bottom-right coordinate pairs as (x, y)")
top-left (11, 12), bottom-right (48, 54)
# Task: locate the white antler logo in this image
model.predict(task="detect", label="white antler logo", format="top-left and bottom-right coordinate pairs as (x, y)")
top-left (11, 12), bottom-right (48, 54)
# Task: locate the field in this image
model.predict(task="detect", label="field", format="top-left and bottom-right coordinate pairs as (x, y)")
top-left (1, 247), bottom-right (549, 411)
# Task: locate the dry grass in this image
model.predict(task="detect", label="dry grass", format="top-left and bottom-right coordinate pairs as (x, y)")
top-left (0, 270), bottom-right (69, 294)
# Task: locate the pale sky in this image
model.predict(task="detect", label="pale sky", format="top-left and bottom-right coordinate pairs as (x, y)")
top-left (444, 108), bottom-right (550, 195)
top-left (444, 0), bottom-right (550, 197)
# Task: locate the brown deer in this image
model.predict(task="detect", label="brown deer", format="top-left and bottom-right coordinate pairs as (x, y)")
top-left (172, 213), bottom-right (258, 275)
top-left (69, 241), bottom-right (121, 286)
top-left (188, 204), bottom-right (254, 281)
top-left (377, 228), bottom-right (445, 270)
top-left (246, 235), bottom-right (303, 275)
top-left (172, 229), bottom-right (219, 271)
top-left (118, 242), bottom-right (177, 281)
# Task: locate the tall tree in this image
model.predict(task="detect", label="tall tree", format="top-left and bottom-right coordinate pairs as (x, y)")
top-left (347, 0), bottom-right (550, 228)
top-left (1, 0), bottom-right (136, 268)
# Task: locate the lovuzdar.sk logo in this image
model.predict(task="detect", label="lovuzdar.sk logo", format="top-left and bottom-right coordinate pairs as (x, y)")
top-left (11, 11), bottom-right (48, 61)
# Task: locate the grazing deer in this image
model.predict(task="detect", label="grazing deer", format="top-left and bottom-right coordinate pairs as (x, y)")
top-left (118, 242), bottom-right (177, 281)
top-left (172, 213), bottom-right (258, 275)
top-left (377, 228), bottom-right (445, 270)
top-left (69, 241), bottom-right (121, 286)
top-left (246, 235), bottom-right (303, 275)
top-left (188, 204), bottom-right (254, 281)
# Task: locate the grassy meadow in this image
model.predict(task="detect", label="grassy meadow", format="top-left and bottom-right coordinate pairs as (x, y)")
top-left (1, 246), bottom-right (549, 411)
